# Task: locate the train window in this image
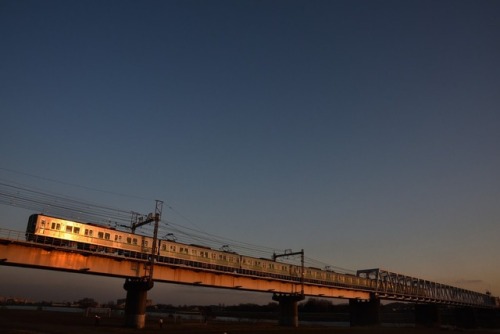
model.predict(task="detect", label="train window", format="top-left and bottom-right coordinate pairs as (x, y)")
top-left (41, 220), bottom-right (46, 227)
top-left (142, 240), bottom-right (148, 247)
top-left (85, 229), bottom-right (93, 237)
top-left (191, 249), bottom-right (197, 255)
top-left (56, 223), bottom-right (61, 230)
top-left (66, 226), bottom-right (73, 233)
top-left (169, 245), bottom-right (176, 252)
top-left (51, 223), bottom-right (55, 229)
top-left (161, 244), bottom-right (167, 251)
top-left (132, 238), bottom-right (138, 245)
top-left (98, 232), bottom-right (104, 239)
top-left (104, 233), bottom-right (110, 240)
top-left (126, 237), bottom-right (132, 244)
top-left (73, 227), bottom-right (80, 234)
top-left (115, 235), bottom-right (122, 242)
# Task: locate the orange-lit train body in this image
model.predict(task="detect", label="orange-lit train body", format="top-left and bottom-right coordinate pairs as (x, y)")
top-left (26, 214), bottom-right (375, 291)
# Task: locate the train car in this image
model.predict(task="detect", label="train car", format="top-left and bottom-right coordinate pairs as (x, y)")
top-left (26, 214), bottom-right (149, 255)
top-left (157, 239), bottom-right (241, 272)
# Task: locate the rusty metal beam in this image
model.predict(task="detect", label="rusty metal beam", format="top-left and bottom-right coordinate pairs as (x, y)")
top-left (0, 240), bottom-right (369, 300)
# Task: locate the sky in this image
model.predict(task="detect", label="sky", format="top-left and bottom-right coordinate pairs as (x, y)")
top-left (0, 0), bottom-right (499, 305)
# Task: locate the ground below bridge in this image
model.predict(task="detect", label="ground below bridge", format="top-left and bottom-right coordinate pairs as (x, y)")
top-left (1, 309), bottom-right (499, 334)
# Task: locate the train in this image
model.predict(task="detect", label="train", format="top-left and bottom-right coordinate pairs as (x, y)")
top-left (22, 214), bottom-right (499, 307)
top-left (25, 213), bottom-right (374, 290)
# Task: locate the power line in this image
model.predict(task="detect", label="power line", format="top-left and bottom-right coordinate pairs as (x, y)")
top-left (0, 167), bottom-right (154, 202)
top-left (0, 176), bottom-right (356, 273)
top-left (0, 181), bottom-right (137, 227)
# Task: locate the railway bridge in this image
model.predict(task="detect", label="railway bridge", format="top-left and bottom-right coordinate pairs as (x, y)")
top-left (0, 228), bottom-right (498, 329)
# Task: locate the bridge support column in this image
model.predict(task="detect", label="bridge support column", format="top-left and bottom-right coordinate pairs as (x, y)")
top-left (453, 307), bottom-right (477, 329)
top-left (415, 304), bottom-right (440, 327)
top-left (272, 293), bottom-right (305, 327)
top-left (477, 307), bottom-right (500, 328)
top-left (123, 278), bottom-right (154, 329)
top-left (349, 295), bottom-right (380, 327)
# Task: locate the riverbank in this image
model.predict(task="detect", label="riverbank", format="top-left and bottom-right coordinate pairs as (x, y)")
top-left (1, 309), bottom-right (499, 333)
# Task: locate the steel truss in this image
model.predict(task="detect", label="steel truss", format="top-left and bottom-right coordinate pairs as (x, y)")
top-left (357, 268), bottom-right (496, 308)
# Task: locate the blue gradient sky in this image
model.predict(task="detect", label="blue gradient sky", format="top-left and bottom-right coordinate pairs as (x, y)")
top-left (1, 0), bottom-right (499, 304)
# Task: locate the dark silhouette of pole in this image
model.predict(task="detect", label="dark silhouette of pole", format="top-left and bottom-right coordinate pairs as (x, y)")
top-left (148, 200), bottom-right (163, 281)
top-left (273, 249), bottom-right (304, 295)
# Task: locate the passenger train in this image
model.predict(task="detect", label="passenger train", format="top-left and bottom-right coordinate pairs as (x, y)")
top-left (24, 213), bottom-right (498, 307)
top-left (25, 213), bottom-right (373, 290)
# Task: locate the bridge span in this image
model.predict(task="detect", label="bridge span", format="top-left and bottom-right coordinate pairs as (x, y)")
top-left (0, 233), bottom-right (369, 300)
top-left (1, 228), bottom-right (498, 328)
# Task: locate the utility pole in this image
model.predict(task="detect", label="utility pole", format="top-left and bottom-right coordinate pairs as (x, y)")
top-left (273, 249), bottom-right (305, 295)
top-left (148, 200), bottom-right (163, 281)
top-left (123, 200), bottom-right (163, 329)
top-left (272, 249), bottom-right (305, 328)
top-left (129, 200), bottom-right (163, 281)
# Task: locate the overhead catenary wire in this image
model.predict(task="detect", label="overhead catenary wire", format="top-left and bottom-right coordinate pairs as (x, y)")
top-left (0, 180), bottom-right (133, 215)
top-left (0, 167), bottom-right (153, 202)
top-left (0, 178), bottom-right (356, 274)
top-left (161, 220), bottom-right (280, 257)
top-left (0, 181), bottom-right (137, 227)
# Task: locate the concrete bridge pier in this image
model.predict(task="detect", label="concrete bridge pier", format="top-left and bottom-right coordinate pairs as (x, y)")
top-left (123, 278), bottom-right (154, 329)
top-left (349, 295), bottom-right (381, 327)
top-left (415, 304), bottom-right (441, 327)
top-left (476, 307), bottom-right (500, 328)
top-left (453, 306), bottom-right (477, 329)
top-left (272, 293), bottom-right (305, 327)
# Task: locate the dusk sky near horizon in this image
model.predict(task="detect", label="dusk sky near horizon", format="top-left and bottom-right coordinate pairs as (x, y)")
top-left (1, 0), bottom-right (499, 305)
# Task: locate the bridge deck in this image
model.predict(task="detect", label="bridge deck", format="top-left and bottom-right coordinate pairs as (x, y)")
top-left (0, 234), bottom-right (369, 300)
top-left (0, 228), bottom-right (496, 308)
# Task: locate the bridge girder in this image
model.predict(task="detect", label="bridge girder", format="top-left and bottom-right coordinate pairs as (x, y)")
top-left (0, 240), bottom-right (369, 300)
top-left (357, 268), bottom-right (496, 308)
top-left (0, 238), bottom-right (496, 308)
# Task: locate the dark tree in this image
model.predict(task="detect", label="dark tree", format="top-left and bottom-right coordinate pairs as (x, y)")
top-left (77, 298), bottom-right (98, 308)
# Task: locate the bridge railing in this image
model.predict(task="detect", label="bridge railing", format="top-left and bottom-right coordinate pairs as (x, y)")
top-left (0, 228), bottom-right (25, 241)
